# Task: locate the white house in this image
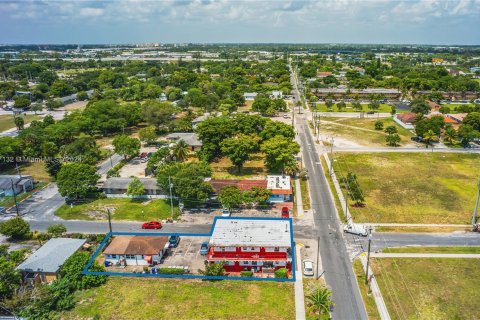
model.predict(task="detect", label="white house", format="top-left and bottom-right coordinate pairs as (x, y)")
top-left (270, 91), bottom-right (283, 99)
top-left (243, 92), bottom-right (258, 101)
top-left (266, 175), bottom-right (292, 203)
top-left (104, 236), bottom-right (169, 266)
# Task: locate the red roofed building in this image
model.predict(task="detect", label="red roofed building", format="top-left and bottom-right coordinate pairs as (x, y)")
top-left (427, 100), bottom-right (440, 111)
top-left (317, 71), bottom-right (333, 78)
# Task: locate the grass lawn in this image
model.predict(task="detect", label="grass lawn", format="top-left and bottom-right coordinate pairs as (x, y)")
top-left (332, 153), bottom-right (480, 224)
top-left (299, 178), bottom-right (311, 210)
top-left (210, 153), bottom-right (268, 179)
top-left (352, 259), bottom-right (381, 320)
top-left (319, 117), bottom-right (414, 147)
top-left (371, 258), bottom-right (480, 319)
top-left (0, 114), bottom-right (41, 132)
top-left (65, 277), bottom-right (294, 320)
top-left (1, 161), bottom-right (52, 182)
top-left (376, 226), bottom-right (470, 233)
top-left (382, 246), bottom-right (480, 254)
top-left (314, 103), bottom-right (398, 113)
top-left (55, 198), bottom-right (179, 221)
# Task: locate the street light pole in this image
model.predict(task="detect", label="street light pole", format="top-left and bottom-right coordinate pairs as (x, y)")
top-left (472, 177), bottom-right (480, 229)
top-left (365, 227), bottom-right (373, 284)
top-left (169, 176), bottom-right (174, 219)
top-left (329, 137), bottom-right (334, 176)
top-left (10, 179), bottom-right (19, 216)
top-left (107, 208), bottom-right (112, 233)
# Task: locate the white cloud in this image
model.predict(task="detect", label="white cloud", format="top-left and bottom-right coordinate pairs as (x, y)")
top-left (79, 7), bottom-right (104, 17)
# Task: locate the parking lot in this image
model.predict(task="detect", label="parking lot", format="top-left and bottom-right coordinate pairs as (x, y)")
top-left (162, 236), bottom-right (210, 272)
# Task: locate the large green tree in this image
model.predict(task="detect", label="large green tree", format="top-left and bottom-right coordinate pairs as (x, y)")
top-left (221, 134), bottom-right (259, 172)
top-left (56, 163), bottom-right (100, 199)
top-left (127, 177), bottom-right (145, 199)
top-left (0, 217), bottom-right (31, 240)
top-left (0, 256), bottom-right (21, 300)
top-left (138, 126), bottom-right (157, 145)
top-left (218, 186), bottom-right (243, 209)
top-left (112, 135), bottom-right (141, 160)
top-left (141, 100), bottom-right (177, 131)
top-left (260, 136), bottom-right (300, 172)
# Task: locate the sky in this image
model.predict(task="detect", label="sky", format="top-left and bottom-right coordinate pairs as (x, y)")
top-left (1, 0), bottom-right (479, 45)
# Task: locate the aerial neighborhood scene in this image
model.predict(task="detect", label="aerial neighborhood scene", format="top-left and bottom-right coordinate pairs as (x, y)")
top-left (1, 1), bottom-right (480, 319)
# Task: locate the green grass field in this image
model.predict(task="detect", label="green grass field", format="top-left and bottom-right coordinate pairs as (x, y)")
top-left (300, 178), bottom-right (311, 210)
top-left (0, 114), bottom-right (41, 132)
top-left (372, 258), bottom-right (480, 320)
top-left (352, 259), bottom-right (381, 320)
top-left (55, 198), bottom-right (179, 221)
top-left (65, 278), bottom-right (294, 320)
top-left (319, 117), bottom-right (414, 147)
top-left (332, 153), bottom-right (480, 224)
top-left (314, 103), bottom-right (397, 113)
top-left (383, 246), bottom-right (480, 254)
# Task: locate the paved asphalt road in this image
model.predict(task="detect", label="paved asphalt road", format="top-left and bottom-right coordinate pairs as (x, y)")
top-left (97, 153), bottom-right (123, 175)
top-left (290, 63), bottom-right (368, 320)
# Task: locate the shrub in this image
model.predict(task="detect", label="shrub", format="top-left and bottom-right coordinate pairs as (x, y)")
top-left (274, 268), bottom-right (289, 278)
top-left (47, 224), bottom-right (67, 237)
top-left (158, 268), bottom-right (184, 274)
top-left (374, 120), bottom-right (384, 130)
top-left (60, 252), bottom-right (107, 290)
top-left (240, 270), bottom-right (254, 277)
top-left (198, 261), bottom-right (225, 276)
top-left (143, 266), bottom-right (150, 274)
top-left (0, 217), bottom-right (31, 240)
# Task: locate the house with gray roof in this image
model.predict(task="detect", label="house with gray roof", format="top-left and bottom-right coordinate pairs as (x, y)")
top-left (102, 177), bottom-right (166, 199)
top-left (165, 132), bottom-right (203, 151)
top-left (0, 175), bottom-right (34, 198)
top-left (16, 238), bottom-right (86, 284)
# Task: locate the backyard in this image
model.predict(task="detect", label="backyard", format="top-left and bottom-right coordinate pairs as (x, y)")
top-left (55, 198), bottom-right (179, 221)
top-left (210, 153), bottom-right (269, 179)
top-left (64, 277), bottom-right (295, 320)
top-left (332, 152), bottom-right (480, 224)
top-left (371, 258), bottom-right (480, 320)
top-left (318, 117), bottom-right (414, 147)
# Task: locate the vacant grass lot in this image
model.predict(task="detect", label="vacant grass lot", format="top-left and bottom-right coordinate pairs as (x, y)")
top-left (332, 153), bottom-right (480, 224)
top-left (210, 153), bottom-right (268, 179)
top-left (65, 278), bottom-right (294, 320)
top-left (319, 117), bottom-right (414, 147)
top-left (383, 246), bottom-right (480, 254)
top-left (314, 103), bottom-right (396, 113)
top-left (372, 258), bottom-right (480, 320)
top-left (1, 161), bottom-right (52, 182)
top-left (0, 114), bottom-right (41, 132)
top-left (56, 198), bottom-right (178, 221)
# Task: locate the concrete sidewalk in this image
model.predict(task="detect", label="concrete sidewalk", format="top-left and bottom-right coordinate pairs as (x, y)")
top-left (372, 253), bottom-right (480, 258)
top-left (360, 254), bottom-right (391, 320)
top-left (294, 176), bottom-right (304, 218)
top-left (368, 223), bottom-right (471, 227)
top-left (294, 245), bottom-right (306, 320)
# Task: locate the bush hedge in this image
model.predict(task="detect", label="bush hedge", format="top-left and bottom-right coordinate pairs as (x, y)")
top-left (274, 268), bottom-right (288, 278)
top-left (240, 270), bottom-right (253, 277)
top-left (158, 268), bottom-right (184, 274)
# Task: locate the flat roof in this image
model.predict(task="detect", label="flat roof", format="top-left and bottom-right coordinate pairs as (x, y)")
top-left (16, 238), bottom-right (86, 273)
top-left (267, 175), bottom-right (291, 190)
top-left (209, 219), bottom-right (291, 248)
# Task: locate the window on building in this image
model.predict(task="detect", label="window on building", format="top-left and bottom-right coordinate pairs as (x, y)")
top-left (252, 261), bottom-right (257, 265)
top-left (126, 254), bottom-right (135, 259)
top-left (274, 247), bottom-right (280, 252)
top-left (111, 254), bottom-right (117, 259)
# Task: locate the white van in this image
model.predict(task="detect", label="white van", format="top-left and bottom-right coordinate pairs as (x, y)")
top-left (343, 223), bottom-right (368, 237)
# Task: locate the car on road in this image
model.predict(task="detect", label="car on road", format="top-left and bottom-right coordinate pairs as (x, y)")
top-left (200, 242), bottom-right (209, 255)
top-left (283, 113), bottom-right (289, 119)
top-left (221, 208), bottom-right (231, 217)
top-left (343, 223), bottom-right (368, 237)
top-left (303, 260), bottom-right (314, 276)
top-left (411, 136), bottom-right (423, 142)
top-left (168, 235), bottom-right (180, 248)
top-left (141, 221), bottom-right (162, 229)
top-left (281, 207), bottom-right (290, 218)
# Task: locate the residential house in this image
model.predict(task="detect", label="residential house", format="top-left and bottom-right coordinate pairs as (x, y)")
top-left (270, 91), bottom-right (283, 99)
top-left (394, 112), bottom-right (417, 130)
top-left (59, 90), bottom-right (94, 105)
top-left (102, 177), bottom-right (165, 199)
top-left (165, 132), bottom-right (203, 151)
top-left (427, 100), bottom-right (440, 112)
top-left (316, 71), bottom-right (333, 78)
top-left (16, 238), bottom-right (86, 284)
top-left (206, 218), bottom-right (292, 274)
top-left (266, 175), bottom-right (292, 203)
top-left (243, 92), bottom-right (258, 101)
top-left (446, 113), bottom-right (468, 124)
top-left (104, 236), bottom-right (169, 266)
top-left (192, 114), bottom-right (211, 129)
top-left (0, 175), bottom-right (34, 198)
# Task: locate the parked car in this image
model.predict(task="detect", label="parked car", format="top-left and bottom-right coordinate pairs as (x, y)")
top-left (200, 242), bottom-right (209, 255)
top-left (141, 221), bottom-right (162, 229)
top-left (343, 223), bottom-right (368, 237)
top-left (168, 235), bottom-right (180, 248)
top-left (221, 208), bottom-right (231, 217)
top-left (281, 207), bottom-right (290, 218)
top-left (302, 260), bottom-right (314, 276)
top-left (283, 113), bottom-right (289, 119)
top-left (411, 136), bottom-right (423, 142)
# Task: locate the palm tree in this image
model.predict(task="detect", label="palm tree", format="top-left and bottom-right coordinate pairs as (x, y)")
top-left (306, 284), bottom-right (334, 319)
top-left (423, 129), bottom-right (438, 147)
top-left (172, 139), bottom-right (189, 162)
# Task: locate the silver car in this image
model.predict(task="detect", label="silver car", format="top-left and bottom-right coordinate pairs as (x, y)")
top-left (303, 260), bottom-right (314, 276)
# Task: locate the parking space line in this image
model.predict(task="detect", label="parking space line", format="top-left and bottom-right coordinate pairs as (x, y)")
top-left (184, 240), bottom-right (193, 257)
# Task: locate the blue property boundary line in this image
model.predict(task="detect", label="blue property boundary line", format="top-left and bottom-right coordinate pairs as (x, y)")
top-left (83, 216), bottom-right (296, 282)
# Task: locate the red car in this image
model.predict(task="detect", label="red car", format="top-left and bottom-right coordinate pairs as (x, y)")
top-left (281, 207), bottom-right (290, 218)
top-left (141, 221), bottom-right (162, 229)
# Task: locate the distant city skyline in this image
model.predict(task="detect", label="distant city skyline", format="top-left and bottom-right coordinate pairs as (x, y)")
top-left (1, 0), bottom-right (479, 45)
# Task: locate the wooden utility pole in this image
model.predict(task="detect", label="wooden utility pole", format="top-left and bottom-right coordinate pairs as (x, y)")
top-left (365, 227), bottom-right (373, 284)
top-left (107, 209), bottom-right (112, 233)
top-left (472, 177), bottom-right (480, 229)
